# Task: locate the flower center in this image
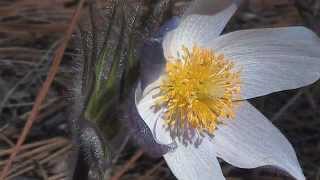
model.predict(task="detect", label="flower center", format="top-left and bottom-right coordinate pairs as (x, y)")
top-left (156, 46), bottom-right (241, 134)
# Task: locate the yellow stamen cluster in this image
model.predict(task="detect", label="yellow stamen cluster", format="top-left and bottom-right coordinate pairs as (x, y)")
top-left (156, 46), bottom-right (241, 133)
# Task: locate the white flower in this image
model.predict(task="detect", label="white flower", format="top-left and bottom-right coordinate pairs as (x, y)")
top-left (135, 0), bottom-right (320, 180)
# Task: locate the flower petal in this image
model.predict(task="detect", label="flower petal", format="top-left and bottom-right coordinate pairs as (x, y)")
top-left (205, 27), bottom-right (320, 99)
top-left (139, 39), bottom-right (166, 90)
top-left (164, 138), bottom-right (225, 180)
top-left (213, 101), bottom-right (305, 180)
top-left (163, 2), bottom-right (238, 59)
top-left (123, 84), bottom-right (171, 157)
top-left (155, 16), bottom-right (180, 40)
top-left (136, 87), bottom-right (173, 145)
top-left (183, 0), bottom-right (241, 17)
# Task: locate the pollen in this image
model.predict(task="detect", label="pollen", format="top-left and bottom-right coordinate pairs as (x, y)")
top-left (156, 46), bottom-right (241, 133)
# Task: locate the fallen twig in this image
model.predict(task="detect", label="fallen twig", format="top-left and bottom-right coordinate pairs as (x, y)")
top-left (110, 149), bottom-right (144, 180)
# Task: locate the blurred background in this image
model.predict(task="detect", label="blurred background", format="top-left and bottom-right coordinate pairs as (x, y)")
top-left (0, 0), bottom-right (319, 180)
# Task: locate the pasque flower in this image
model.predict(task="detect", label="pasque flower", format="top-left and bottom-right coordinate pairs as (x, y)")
top-left (135, 0), bottom-right (320, 179)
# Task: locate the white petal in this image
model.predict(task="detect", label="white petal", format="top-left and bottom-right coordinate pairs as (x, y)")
top-left (141, 78), bottom-right (162, 99)
top-left (163, 3), bottom-right (237, 60)
top-left (164, 138), bottom-right (225, 180)
top-left (205, 27), bottom-right (320, 99)
top-left (183, 0), bottom-right (240, 17)
top-left (213, 101), bottom-right (305, 180)
top-left (136, 87), bottom-right (173, 145)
